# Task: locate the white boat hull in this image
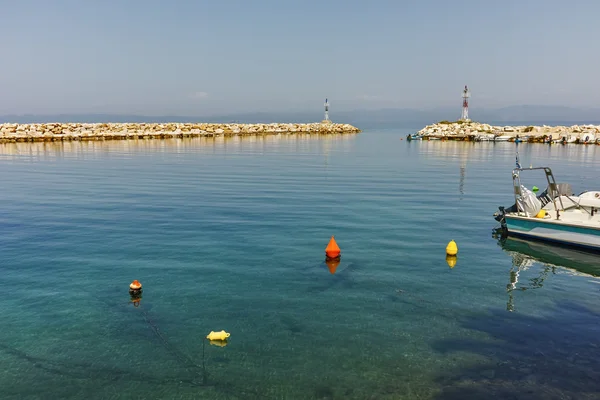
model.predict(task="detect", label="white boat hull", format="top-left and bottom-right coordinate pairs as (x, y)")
top-left (505, 215), bottom-right (600, 251)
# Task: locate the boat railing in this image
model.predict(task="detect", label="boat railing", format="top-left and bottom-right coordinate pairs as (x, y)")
top-left (511, 167), bottom-right (565, 218)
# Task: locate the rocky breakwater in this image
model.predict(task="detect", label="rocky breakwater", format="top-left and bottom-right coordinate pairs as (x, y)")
top-left (414, 120), bottom-right (600, 144)
top-left (0, 122), bottom-right (361, 143)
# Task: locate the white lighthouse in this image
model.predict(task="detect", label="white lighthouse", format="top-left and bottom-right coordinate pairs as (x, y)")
top-left (324, 98), bottom-right (330, 123)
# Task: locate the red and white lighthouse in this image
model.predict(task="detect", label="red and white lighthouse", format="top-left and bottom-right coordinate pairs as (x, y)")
top-left (461, 85), bottom-right (470, 121)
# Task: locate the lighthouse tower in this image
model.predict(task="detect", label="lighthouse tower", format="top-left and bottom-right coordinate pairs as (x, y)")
top-left (461, 85), bottom-right (470, 121)
top-left (323, 98), bottom-right (330, 123)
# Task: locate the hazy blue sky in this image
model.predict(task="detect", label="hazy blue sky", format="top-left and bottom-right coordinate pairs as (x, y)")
top-left (1, 0), bottom-right (599, 116)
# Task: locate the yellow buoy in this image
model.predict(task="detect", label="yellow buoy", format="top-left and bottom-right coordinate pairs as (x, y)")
top-left (446, 240), bottom-right (458, 256)
top-left (536, 209), bottom-right (546, 218)
top-left (206, 330), bottom-right (230, 341)
top-left (446, 255), bottom-right (457, 268)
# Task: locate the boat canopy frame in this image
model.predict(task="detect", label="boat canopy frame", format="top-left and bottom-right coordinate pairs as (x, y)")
top-left (512, 167), bottom-right (565, 219)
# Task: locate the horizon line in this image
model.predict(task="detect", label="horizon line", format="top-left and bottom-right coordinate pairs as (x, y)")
top-left (1, 104), bottom-right (600, 119)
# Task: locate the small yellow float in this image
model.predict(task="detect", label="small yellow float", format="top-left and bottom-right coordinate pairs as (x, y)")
top-left (206, 330), bottom-right (230, 341)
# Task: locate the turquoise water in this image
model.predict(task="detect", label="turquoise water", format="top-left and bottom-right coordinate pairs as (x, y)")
top-left (1, 130), bottom-right (600, 400)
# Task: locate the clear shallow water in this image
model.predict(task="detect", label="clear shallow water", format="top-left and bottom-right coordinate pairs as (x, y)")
top-left (1, 131), bottom-right (600, 400)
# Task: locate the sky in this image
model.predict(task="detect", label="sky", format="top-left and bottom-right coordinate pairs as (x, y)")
top-left (1, 0), bottom-right (599, 116)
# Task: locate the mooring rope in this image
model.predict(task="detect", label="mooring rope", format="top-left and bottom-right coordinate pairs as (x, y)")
top-left (6, 294), bottom-right (261, 397)
top-left (99, 297), bottom-right (207, 384)
top-left (138, 305), bottom-right (207, 383)
top-left (0, 342), bottom-right (200, 387)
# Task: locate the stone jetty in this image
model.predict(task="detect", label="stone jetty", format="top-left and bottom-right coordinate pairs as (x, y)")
top-left (0, 122), bottom-right (361, 143)
top-left (414, 120), bottom-right (600, 144)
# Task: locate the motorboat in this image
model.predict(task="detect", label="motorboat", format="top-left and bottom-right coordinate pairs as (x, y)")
top-left (474, 133), bottom-right (495, 141)
top-left (406, 133), bottom-right (423, 141)
top-left (559, 134), bottom-right (577, 144)
top-left (493, 134), bottom-right (512, 142)
top-left (581, 133), bottom-right (596, 144)
top-left (493, 160), bottom-right (600, 251)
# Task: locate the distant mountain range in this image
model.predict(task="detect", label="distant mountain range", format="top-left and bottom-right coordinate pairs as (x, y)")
top-left (1, 106), bottom-right (599, 127)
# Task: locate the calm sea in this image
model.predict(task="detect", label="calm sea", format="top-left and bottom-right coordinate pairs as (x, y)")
top-left (1, 128), bottom-right (600, 400)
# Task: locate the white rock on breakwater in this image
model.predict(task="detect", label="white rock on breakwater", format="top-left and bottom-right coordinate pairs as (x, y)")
top-left (416, 121), bottom-right (600, 143)
top-left (0, 122), bottom-right (361, 143)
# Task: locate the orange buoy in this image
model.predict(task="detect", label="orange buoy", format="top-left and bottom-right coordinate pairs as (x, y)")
top-left (325, 258), bottom-right (340, 274)
top-left (129, 280), bottom-right (142, 295)
top-left (129, 280), bottom-right (142, 290)
top-left (325, 236), bottom-right (341, 260)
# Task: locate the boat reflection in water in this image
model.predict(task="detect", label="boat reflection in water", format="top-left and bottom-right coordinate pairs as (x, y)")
top-left (495, 232), bottom-right (600, 312)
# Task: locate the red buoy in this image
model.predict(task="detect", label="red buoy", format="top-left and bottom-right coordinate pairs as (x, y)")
top-left (325, 236), bottom-right (341, 260)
